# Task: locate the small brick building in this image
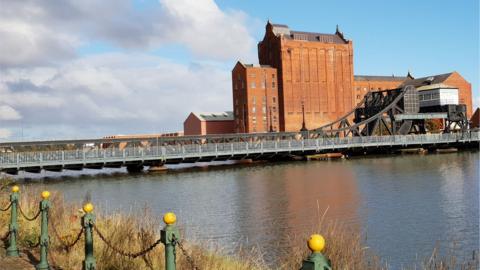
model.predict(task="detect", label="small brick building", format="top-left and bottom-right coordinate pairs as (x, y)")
top-left (183, 112), bottom-right (234, 136)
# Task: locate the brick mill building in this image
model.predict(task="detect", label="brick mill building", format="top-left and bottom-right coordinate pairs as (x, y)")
top-left (229, 21), bottom-right (475, 133)
top-left (257, 22), bottom-right (355, 131)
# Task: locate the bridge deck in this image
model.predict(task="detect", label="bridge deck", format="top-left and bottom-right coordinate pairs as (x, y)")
top-left (0, 132), bottom-right (478, 173)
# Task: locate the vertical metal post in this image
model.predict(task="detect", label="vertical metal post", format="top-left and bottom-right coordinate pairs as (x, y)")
top-left (161, 212), bottom-right (180, 270)
top-left (36, 191), bottom-right (51, 270)
top-left (301, 234), bottom-right (331, 270)
top-left (82, 203), bottom-right (96, 270)
top-left (6, 186), bottom-right (20, 257)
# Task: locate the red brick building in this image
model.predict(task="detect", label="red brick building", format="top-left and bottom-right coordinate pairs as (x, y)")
top-left (257, 22), bottom-right (355, 131)
top-left (232, 61), bottom-right (279, 133)
top-left (230, 21), bottom-right (474, 133)
top-left (353, 74), bottom-right (410, 103)
top-left (183, 112), bottom-right (234, 136)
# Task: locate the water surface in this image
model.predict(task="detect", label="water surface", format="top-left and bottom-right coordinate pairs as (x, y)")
top-left (22, 151), bottom-right (479, 268)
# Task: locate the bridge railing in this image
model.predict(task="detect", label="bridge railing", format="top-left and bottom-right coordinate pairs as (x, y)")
top-left (0, 132), bottom-right (478, 169)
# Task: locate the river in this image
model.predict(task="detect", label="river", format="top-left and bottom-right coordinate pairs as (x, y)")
top-left (19, 150), bottom-right (479, 268)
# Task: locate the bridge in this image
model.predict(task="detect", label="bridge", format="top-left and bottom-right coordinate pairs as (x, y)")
top-left (1, 85), bottom-right (477, 175)
top-left (0, 131), bottom-right (478, 174)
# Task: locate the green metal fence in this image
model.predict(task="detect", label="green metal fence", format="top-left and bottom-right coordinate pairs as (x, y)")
top-left (0, 185), bottom-right (332, 270)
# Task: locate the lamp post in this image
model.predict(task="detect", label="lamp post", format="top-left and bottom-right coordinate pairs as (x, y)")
top-left (301, 101), bottom-right (308, 132)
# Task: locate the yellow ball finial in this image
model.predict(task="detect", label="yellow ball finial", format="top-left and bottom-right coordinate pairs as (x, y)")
top-left (308, 234), bottom-right (326, 253)
top-left (83, 203), bottom-right (94, 213)
top-left (41, 191), bottom-right (51, 199)
top-left (11, 185), bottom-right (19, 193)
top-left (163, 212), bottom-right (176, 225)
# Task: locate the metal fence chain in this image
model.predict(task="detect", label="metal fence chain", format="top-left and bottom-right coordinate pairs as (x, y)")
top-left (0, 202), bottom-right (12, 212)
top-left (18, 203), bottom-right (41, 221)
top-left (93, 224), bottom-right (162, 258)
top-left (1, 230), bottom-right (10, 241)
top-left (26, 238), bottom-right (41, 248)
top-left (50, 220), bottom-right (84, 252)
top-left (173, 236), bottom-right (199, 270)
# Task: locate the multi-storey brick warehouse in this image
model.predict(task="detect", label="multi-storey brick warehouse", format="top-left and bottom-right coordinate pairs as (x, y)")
top-left (257, 22), bottom-right (355, 132)
top-left (232, 62), bottom-right (279, 133)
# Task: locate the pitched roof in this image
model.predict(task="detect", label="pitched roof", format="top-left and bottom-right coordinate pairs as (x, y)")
top-left (270, 22), bottom-right (348, 44)
top-left (354, 75), bottom-right (408, 82)
top-left (400, 72), bottom-right (453, 87)
top-left (416, 83), bottom-right (457, 91)
top-left (192, 112), bottom-right (234, 121)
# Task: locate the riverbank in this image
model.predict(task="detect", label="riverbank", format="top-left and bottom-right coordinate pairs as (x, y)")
top-left (0, 180), bottom-right (478, 269)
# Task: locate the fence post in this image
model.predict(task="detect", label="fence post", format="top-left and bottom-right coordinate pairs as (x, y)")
top-left (161, 212), bottom-right (180, 270)
top-left (36, 191), bottom-right (51, 270)
top-left (300, 234), bottom-right (332, 270)
top-left (82, 203), bottom-right (96, 270)
top-left (6, 185), bottom-right (20, 257)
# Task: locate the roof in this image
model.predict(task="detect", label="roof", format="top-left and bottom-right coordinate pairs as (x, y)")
top-left (237, 61), bottom-right (273, 69)
top-left (416, 83), bottom-right (457, 91)
top-left (354, 75), bottom-right (408, 82)
top-left (400, 72), bottom-right (453, 88)
top-left (269, 22), bottom-right (348, 44)
top-left (192, 112), bottom-right (234, 121)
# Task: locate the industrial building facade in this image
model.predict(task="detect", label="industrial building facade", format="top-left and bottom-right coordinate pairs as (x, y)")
top-left (230, 22), bottom-right (474, 133)
top-left (258, 22), bottom-right (355, 131)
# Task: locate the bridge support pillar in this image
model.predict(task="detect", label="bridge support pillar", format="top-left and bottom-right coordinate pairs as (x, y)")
top-left (126, 164), bottom-right (144, 173)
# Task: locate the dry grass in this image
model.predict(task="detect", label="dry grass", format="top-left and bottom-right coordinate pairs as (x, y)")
top-left (0, 179), bottom-right (477, 270)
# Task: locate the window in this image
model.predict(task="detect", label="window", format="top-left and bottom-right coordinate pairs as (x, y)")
top-left (262, 96), bottom-right (266, 103)
top-left (250, 73), bottom-right (256, 78)
top-left (363, 87), bottom-right (367, 91)
top-left (251, 82), bottom-right (256, 89)
top-left (356, 87), bottom-right (360, 91)
top-left (262, 106), bottom-right (266, 114)
top-left (261, 81), bottom-right (266, 88)
top-left (272, 82), bottom-right (276, 88)
top-left (241, 81), bottom-right (244, 89)
top-left (272, 97), bottom-right (276, 103)
top-left (252, 107), bottom-right (256, 113)
top-left (272, 74), bottom-right (275, 79)
top-left (356, 95), bottom-right (361, 99)
top-left (252, 96), bottom-right (256, 104)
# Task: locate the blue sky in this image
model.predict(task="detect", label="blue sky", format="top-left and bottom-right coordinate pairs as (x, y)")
top-left (225, 0), bottom-right (479, 87)
top-left (0, 0), bottom-right (478, 140)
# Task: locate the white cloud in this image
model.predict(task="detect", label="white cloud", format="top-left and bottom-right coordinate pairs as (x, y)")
top-left (0, 0), bottom-right (257, 139)
top-left (0, 105), bottom-right (21, 120)
top-left (0, 0), bottom-right (256, 67)
top-left (0, 129), bottom-right (12, 139)
top-left (0, 53), bottom-right (232, 138)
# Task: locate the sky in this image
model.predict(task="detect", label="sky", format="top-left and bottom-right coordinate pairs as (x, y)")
top-left (0, 0), bottom-right (478, 141)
